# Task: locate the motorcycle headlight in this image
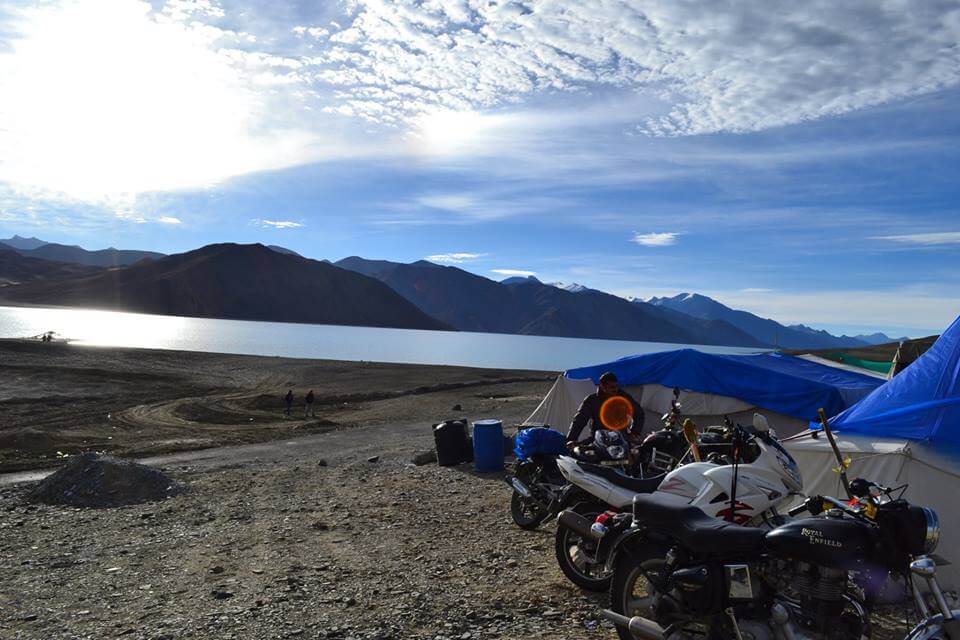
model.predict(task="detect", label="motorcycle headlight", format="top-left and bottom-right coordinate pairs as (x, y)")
top-left (606, 445), bottom-right (626, 459)
top-left (920, 506), bottom-right (940, 554)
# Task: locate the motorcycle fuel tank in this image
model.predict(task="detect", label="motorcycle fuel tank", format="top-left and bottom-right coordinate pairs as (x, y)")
top-left (764, 514), bottom-right (877, 570)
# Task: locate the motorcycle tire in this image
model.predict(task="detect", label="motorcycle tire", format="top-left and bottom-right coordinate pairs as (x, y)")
top-left (608, 544), bottom-right (670, 640)
top-left (510, 490), bottom-right (549, 530)
top-left (554, 501), bottom-right (611, 591)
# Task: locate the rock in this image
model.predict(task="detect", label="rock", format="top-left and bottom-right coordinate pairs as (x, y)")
top-left (411, 450), bottom-right (437, 466)
top-left (452, 404), bottom-right (462, 411)
top-left (211, 589), bottom-right (234, 600)
top-left (317, 459), bottom-right (328, 467)
top-left (367, 456), bottom-right (380, 463)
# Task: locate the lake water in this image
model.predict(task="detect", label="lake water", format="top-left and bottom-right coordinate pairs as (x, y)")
top-left (0, 305), bottom-right (761, 371)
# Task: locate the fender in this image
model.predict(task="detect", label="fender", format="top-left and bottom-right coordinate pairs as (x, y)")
top-left (601, 526), bottom-right (674, 574)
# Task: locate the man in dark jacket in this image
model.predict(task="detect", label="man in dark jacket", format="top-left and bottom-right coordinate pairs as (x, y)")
top-left (566, 372), bottom-right (643, 447)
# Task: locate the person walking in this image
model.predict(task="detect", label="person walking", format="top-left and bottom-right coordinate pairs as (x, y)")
top-left (284, 389), bottom-right (293, 416)
top-left (304, 390), bottom-right (315, 417)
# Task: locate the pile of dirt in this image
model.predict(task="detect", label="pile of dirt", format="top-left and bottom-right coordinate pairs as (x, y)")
top-left (26, 452), bottom-right (185, 507)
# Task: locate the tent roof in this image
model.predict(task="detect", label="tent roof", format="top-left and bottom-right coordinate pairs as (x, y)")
top-left (827, 315), bottom-right (960, 445)
top-left (565, 349), bottom-right (883, 421)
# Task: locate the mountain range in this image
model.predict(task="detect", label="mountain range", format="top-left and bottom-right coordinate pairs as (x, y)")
top-left (646, 293), bottom-right (901, 349)
top-left (0, 235), bottom-right (904, 348)
top-left (0, 243), bottom-right (448, 331)
top-left (0, 236), bottom-right (164, 267)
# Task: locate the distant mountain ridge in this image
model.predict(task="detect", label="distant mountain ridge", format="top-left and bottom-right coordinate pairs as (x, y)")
top-left (647, 293), bottom-right (869, 349)
top-left (0, 240), bottom-right (165, 267)
top-left (0, 244), bottom-right (450, 330)
top-left (0, 235), bottom-right (48, 250)
top-left (336, 257), bottom-right (766, 347)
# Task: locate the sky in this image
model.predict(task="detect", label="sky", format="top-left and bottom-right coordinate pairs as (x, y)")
top-left (0, 0), bottom-right (958, 337)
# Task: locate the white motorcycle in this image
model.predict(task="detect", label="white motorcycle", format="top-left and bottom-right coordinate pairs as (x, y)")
top-left (554, 414), bottom-right (803, 591)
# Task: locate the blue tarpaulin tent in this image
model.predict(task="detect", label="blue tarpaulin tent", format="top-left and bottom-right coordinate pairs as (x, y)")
top-left (823, 314), bottom-right (960, 443)
top-left (565, 349), bottom-right (883, 421)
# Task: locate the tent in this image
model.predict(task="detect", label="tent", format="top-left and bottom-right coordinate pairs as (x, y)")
top-left (525, 349), bottom-right (884, 438)
top-left (784, 314), bottom-right (960, 588)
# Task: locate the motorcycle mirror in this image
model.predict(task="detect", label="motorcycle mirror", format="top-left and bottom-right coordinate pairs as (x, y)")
top-left (752, 413), bottom-right (770, 433)
top-left (673, 387), bottom-right (681, 398)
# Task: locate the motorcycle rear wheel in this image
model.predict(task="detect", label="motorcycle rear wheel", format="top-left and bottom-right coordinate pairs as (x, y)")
top-left (510, 490), bottom-right (549, 530)
top-left (554, 501), bottom-right (611, 591)
top-left (609, 544), bottom-right (669, 640)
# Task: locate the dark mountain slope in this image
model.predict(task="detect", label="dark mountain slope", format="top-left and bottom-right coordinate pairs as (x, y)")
top-left (0, 244), bottom-right (450, 330)
top-left (336, 258), bottom-right (766, 346)
top-left (0, 248), bottom-right (103, 286)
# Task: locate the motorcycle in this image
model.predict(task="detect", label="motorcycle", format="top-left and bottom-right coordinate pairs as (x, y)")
top-left (554, 414), bottom-right (802, 592)
top-left (604, 477), bottom-right (950, 640)
top-left (507, 426), bottom-right (588, 530)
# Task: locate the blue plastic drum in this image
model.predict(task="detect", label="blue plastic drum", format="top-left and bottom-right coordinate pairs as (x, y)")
top-left (472, 419), bottom-right (504, 472)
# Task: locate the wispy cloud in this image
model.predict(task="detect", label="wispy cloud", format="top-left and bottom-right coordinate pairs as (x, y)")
top-left (313, 1), bottom-right (960, 136)
top-left (633, 232), bottom-right (679, 247)
top-left (157, 216), bottom-right (181, 225)
top-left (871, 232), bottom-right (960, 245)
top-left (491, 269), bottom-right (537, 277)
top-left (425, 252), bottom-right (486, 264)
top-left (740, 288), bottom-right (774, 294)
top-left (252, 218), bottom-right (303, 229)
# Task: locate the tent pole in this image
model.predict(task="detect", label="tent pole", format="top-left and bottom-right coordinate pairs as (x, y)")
top-left (818, 408), bottom-right (851, 499)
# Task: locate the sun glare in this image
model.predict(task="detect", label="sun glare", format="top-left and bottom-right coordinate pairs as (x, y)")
top-left (0, 0), bottom-right (311, 201)
top-left (414, 109), bottom-right (493, 155)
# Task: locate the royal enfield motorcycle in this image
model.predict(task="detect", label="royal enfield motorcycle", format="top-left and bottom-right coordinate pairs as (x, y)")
top-left (604, 477), bottom-right (950, 640)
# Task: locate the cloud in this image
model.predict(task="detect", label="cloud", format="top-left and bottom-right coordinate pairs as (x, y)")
top-left (425, 252), bottom-right (486, 264)
top-left (252, 218), bottom-right (303, 229)
top-left (157, 216), bottom-right (181, 225)
top-left (491, 269), bottom-right (537, 277)
top-left (871, 232), bottom-right (960, 245)
top-left (740, 288), bottom-right (774, 294)
top-left (312, 1), bottom-right (960, 135)
top-left (633, 232), bottom-right (679, 247)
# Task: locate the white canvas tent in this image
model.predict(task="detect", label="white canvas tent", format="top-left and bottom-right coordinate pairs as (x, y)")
top-left (783, 433), bottom-right (960, 590)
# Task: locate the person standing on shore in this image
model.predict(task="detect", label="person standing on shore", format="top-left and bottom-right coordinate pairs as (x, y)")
top-left (284, 389), bottom-right (293, 416)
top-left (304, 390), bottom-right (315, 417)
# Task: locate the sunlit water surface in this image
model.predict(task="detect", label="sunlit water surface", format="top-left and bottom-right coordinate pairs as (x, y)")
top-left (0, 305), bottom-right (761, 371)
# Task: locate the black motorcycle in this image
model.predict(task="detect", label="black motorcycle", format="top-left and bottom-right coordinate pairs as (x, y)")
top-left (604, 478), bottom-right (947, 640)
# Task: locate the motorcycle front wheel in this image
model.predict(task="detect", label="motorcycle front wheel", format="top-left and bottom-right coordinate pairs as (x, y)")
top-left (510, 490), bottom-right (549, 530)
top-left (554, 501), bottom-right (611, 591)
top-left (608, 543), bottom-right (670, 640)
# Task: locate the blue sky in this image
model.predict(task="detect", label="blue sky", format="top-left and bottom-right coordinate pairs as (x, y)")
top-left (0, 0), bottom-right (958, 336)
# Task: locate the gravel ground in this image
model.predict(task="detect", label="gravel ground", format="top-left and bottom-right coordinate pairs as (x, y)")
top-left (0, 421), bottom-right (615, 640)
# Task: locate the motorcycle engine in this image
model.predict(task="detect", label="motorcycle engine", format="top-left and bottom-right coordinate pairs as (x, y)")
top-left (761, 560), bottom-right (867, 640)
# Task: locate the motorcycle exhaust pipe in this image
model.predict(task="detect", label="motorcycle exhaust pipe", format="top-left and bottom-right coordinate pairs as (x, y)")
top-left (508, 476), bottom-right (533, 499)
top-left (601, 610), bottom-right (665, 640)
top-left (557, 510), bottom-right (601, 541)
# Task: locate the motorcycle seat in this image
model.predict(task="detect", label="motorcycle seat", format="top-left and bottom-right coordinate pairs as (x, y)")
top-left (632, 494), bottom-right (766, 556)
top-left (578, 462), bottom-right (665, 493)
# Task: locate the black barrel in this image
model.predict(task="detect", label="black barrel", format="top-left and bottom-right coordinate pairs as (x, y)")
top-left (434, 419), bottom-right (474, 466)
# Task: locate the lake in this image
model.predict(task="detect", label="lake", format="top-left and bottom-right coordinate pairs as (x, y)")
top-left (0, 305), bottom-right (761, 371)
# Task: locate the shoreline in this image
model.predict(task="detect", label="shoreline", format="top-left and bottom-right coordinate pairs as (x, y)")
top-left (0, 339), bottom-right (555, 472)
